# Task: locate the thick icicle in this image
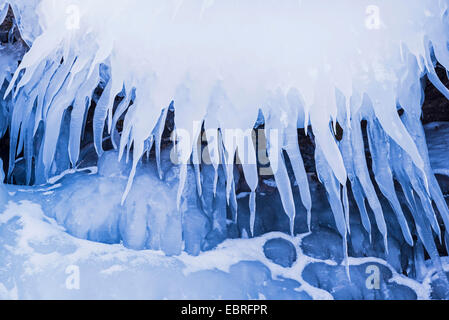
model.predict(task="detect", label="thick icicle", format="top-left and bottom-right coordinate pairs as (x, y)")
top-left (338, 114), bottom-right (372, 238)
top-left (351, 112), bottom-right (388, 252)
top-left (264, 121), bottom-right (296, 235)
top-left (367, 116), bottom-right (414, 246)
top-left (155, 107), bottom-right (169, 179)
top-left (68, 64), bottom-right (100, 166)
top-left (284, 127), bottom-right (312, 231)
top-left (315, 143), bottom-right (349, 276)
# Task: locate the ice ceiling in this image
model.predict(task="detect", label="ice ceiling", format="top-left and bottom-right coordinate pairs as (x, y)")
top-left (1, 0), bottom-right (449, 293)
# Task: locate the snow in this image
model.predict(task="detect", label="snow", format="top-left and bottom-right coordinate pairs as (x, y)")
top-left (0, 199), bottom-right (432, 299)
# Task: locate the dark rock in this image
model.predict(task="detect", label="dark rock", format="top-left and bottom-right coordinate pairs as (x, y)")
top-left (301, 226), bottom-right (344, 264)
top-left (263, 238), bottom-right (297, 268)
top-left (430, 272), bottom-right (449, 300)
top-left (302, 262), bottom-right (417, 300)
top-left (422, 66), bottom-right (449, 124)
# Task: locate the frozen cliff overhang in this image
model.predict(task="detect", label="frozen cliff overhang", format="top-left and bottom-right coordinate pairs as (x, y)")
top-left (1, 0), bottom-right (449, 293)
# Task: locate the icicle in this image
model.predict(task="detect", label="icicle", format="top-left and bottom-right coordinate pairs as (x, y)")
top-left (41, 61), bottom-right (87, 176)
top-left (339, 118), bottom-right (372, 239)
top-left (203, 115), bottom-right (222, 196)
top-left (121, 139), bottom-right (144, 205)
top-left (342, 185), bottom-right (351, 235)
top-left (351, 112), bottom-right (388, 253)
top-left (284, 127), bottom-right (312, 231)
top-left (155, 107), bottom-right (169, 179)
top-left (41, 53), bottom-right (77, 119)
top-left (425, 45), bottom-right (449, 101)
top-left (212, 168), bottom-right (218, 196)
top-left (68, 65), bottom-right (100, 166)
top-left (249, 191), bottom-right (256, 236)
top-left (234, 128), bottom-right (259, 235)
top-left (315, 144), bottom-right (349, 276)
top-left (230, 179), bottom-right (238, 223)
top-left (366, 117), bottom-right (414, 246)
top-left (111, 88), bottom-right (133, 150)
top-left (118, 102), bottom-right (137, 162)
top-left (268, 146), bottom-right (296, 236)
top-left (24, 104), bottom-right (36, 185)
top-left (315, 144), bottom-right (346, 238)
top-left (310, 102), bottom-right (347, 186)
top-left (390, 140), bottom-right (447, 290)
top-left (33, 60), bottom-right (61, 136)
top-left (143, 136), bottom-right (154, 157)
top-left (401, 108), bottom-right (449, 238)
top-left (176, 163), bottom-right (188, 210)
top-left (5, 28), bottom-right (62, 99)
top-left (369, 88), bottom-right (425, 174)
top-left (8, 93), bottom-right (27, 180)
top-left (192, 130), bottom-right (202, 197)
top-left (392, 138), bottom-right (442, 239)
top-left (262, 94), bottom-right (296, 235)
top-left (222, 130), bottom-right (237, 205)
top-left (390, 143), bottom-right (419, 217)
top-left (93, 76), bottom-right (123, 156)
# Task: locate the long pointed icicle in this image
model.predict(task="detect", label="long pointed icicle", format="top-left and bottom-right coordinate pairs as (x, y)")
top-left (284, 127), bottom-right (312, 231)
top-left (155, 107), bottom-right (169, 179)
top-left (367, 117), bottom-right (414, 246)
top-left (339, 118), bottom-right (372, 239)
top-left (315, 143), bottom-right (349, 276)
top-left (351, 113), bottom-right (388, 253)
top-left (401, 109), bottom-right (449, 237)
top-left (266, 125), bottom-right (296, 236)
top-left (69, 65), bottom-right (100, 166)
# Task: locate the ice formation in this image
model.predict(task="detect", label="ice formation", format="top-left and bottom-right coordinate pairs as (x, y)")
top-left (1, 0), bottom-right (449, 298)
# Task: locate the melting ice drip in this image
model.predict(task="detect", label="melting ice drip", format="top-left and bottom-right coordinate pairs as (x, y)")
top-left (2, 0), bottom-right (449, 286)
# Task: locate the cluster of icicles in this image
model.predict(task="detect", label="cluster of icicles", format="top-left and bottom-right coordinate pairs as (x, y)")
top-left (2, 0), bottom-right (449, 277)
